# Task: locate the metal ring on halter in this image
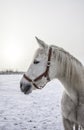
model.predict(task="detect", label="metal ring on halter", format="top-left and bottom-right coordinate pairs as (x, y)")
top-left (47, 61), bottom-right (50, 66)
top-left (32, 80), bottom-right (36, 84)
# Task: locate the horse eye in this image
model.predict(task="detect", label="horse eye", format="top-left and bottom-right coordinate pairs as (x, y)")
top-left (34, 60), bottom-right (40, 64)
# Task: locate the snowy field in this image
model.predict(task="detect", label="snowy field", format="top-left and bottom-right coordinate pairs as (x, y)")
top-left (0, 75), bottom-right (64, 130)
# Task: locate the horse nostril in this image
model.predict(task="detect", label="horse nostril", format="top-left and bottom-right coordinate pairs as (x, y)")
top-left (20, 82), bottom-right (31, 93)
top-left (26, 84), bottom-right (31, 90)
top-left (23, 84), bottom-right (31, 94)
top-left (20, 83), bottom-right (22, 89)
top-left (20, 83), bottom-right (24, 92)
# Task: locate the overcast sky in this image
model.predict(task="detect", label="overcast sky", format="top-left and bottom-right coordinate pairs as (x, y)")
top-left (0, 0), bottom-right (84, 71)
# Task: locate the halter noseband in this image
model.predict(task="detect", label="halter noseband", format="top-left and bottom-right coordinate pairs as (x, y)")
top-left (23, 47), bottom-right (52, 89)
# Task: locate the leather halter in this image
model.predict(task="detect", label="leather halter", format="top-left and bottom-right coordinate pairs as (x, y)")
top-left (23, 47), bottom-right (52, 89)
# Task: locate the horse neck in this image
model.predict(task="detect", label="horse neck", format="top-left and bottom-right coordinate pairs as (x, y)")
top-left (51, 47), bottom-right (84, 103)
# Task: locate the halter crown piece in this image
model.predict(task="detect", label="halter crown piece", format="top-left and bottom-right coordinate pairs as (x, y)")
top-left (23, 47), bottom-right (52, 89)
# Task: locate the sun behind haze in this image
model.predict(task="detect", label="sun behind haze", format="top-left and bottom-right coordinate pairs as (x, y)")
top-left (3, 43), bottom-right (23, 64)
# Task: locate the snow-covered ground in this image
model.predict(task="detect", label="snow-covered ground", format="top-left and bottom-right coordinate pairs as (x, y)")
top-left (0, 75), bottom-right (64, 130)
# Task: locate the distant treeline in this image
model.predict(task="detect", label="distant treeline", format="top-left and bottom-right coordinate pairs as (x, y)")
top-left (0, 70), bottom-right (24, 75)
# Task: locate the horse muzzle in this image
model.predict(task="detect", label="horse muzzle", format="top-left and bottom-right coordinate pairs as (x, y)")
top-left (20, 82), bottom-right (32, 94)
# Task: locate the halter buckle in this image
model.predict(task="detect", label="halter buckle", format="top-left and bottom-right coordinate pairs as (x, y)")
top-left (47, 61), bottom-right (50, 66)
top-left (32, 80), bottom-right (36, 84)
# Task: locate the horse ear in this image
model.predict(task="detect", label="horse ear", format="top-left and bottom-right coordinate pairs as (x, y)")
top-left (35, 37), bottom-right (48, 49)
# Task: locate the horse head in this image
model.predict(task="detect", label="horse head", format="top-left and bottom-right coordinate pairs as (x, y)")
top-left (20, 37), bottom-right (54, 94)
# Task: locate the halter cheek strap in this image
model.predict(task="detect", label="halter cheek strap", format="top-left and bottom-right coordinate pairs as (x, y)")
top-left (23, 47), bottom-right (52, 89)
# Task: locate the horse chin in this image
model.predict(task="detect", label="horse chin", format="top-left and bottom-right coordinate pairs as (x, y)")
top-left (24, 88), bottom-right (32, 95)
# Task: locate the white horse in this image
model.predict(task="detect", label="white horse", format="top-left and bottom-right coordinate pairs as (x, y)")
top-left (20, 37), bottom-right (84, 130)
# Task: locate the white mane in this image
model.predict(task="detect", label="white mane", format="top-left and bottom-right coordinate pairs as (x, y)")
top-left (51, 45), bottom-right (84, 86)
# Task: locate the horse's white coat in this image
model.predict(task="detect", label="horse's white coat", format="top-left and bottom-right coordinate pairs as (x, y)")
top-left (20, 37), bottom-right (84, 130)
